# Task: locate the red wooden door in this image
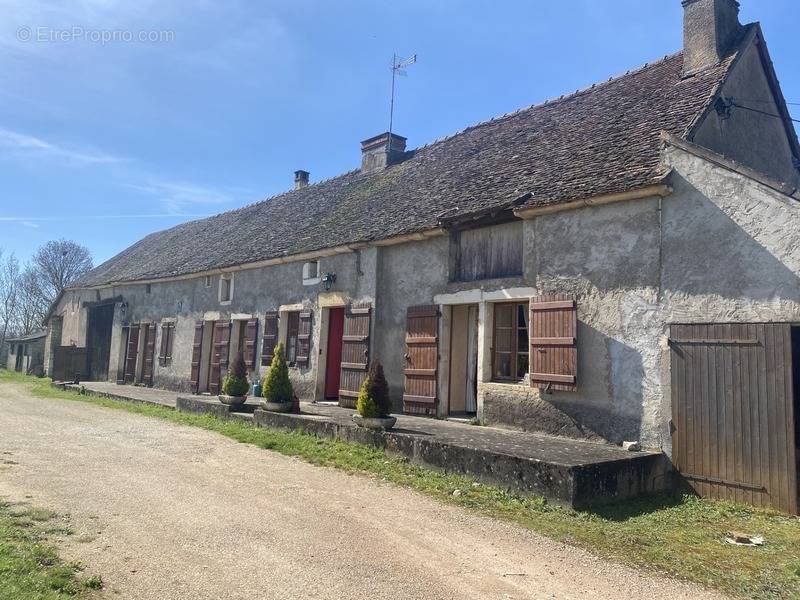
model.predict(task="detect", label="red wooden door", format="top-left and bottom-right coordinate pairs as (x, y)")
top-left (338, 303), bottom-right (371, 408)
top-left (124, 325), bottom-right (139, 384)
top-left (325, 308), bottom-right (345, 399)
top-left (403, 305), bottom-right (439, 416)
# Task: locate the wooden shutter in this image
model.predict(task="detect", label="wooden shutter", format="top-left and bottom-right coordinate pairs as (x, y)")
top-left (261, 312), bottom-right (279, 366)
top-left (189, 321), bottom-right (204, 392)
top-left (209, 321), bottom-right (231, 395)
top-left (165, 323), bottom-right (174, 364)
top-left (529, 295), bottom-right (577, 391)
top-left (402, 305), bottom-right (439, 416)
top-left (243, 318), bottom-right (259, 368)
top-left (124, 325), bottom-right (139, 384)
top-left (296, 310), bottom-right (313, 367)
top-left (338, 303), bottom-right (371, 409)
top-left (142, 323), bottom-right (156, 386)
top-left (159, 323), bottom-right (172, 366)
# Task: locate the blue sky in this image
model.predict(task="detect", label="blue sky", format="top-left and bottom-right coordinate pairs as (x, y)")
top-left (1, 0), bottom-right (798, 266)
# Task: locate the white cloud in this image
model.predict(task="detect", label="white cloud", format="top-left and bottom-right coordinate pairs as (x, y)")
top-left (126, 180), bottom-right (241, 214)
top-left (0, 127), bottom-right (122, 165)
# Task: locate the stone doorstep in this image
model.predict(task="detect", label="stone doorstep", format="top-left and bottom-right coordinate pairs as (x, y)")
top-left (54, 383), bottom-right (671, 509)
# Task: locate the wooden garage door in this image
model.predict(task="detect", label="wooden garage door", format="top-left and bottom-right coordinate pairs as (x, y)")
top-left (403, 305), bottom-right (439, 416)
top-left (670, 323), bottom-right (797, 514)
top-left (338, 303), bottom-right (371, 409)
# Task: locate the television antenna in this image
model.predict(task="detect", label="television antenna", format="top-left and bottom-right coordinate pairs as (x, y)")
top-left (388, 53), bottom-right (417, 142)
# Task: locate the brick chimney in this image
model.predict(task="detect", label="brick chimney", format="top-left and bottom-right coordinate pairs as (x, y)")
top-left (360, 132), bottom-right (407, 173)
top-left (682, 0), bottom-right (742, 76)
top-left (294, 170), bottom-right (309, 189)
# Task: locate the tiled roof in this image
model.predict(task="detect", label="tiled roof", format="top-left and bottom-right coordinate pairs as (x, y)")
top-left (77, 47), bottom-right (737, 287)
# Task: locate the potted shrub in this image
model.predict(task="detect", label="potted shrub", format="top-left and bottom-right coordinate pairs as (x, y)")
top-left (261, 342), bottom-right (294, 413)
top-left (219, 352), bottom-right (249, 406)
top-left (352, 361), bottom-right (396, 431)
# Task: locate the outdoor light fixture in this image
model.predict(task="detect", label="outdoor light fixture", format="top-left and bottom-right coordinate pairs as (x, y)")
top-left (120, 302), bottom-right (128, 314)
top-left (321, 272), bottom-right (337, 291)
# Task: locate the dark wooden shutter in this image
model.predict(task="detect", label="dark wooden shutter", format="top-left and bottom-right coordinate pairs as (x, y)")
top-left (296, 310), bottom-right (313, 367)
top-left (243, 318), bottom-right (259, 368)
top-left (189, 321), bottom-right (204, 392)
top-left (209, 321), bottom-right (231, 395)
top-left (529, 295), bottom-right (577, 391)
top-left (159, 323), bottom-right (170, 366)
top-left (165, 324), bottom-right (174, 364)
top-left (124, 325), bottom-right (139, 384)
top-left (261, 312), bottom-right (279, 366)
top-left (142, 323), bottom-right (156, 386)
top-left (338, 303), bottom-right (371, 408)
top-left (402, 305), bottom-right (439, 416)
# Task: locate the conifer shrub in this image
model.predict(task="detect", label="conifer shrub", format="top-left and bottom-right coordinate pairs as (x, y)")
top-left (356, 361), bottom-right (391, 418)
top-left (221, 352), bottom-right (249, 397)
top-left (262, 342), bottom-right (293, 403)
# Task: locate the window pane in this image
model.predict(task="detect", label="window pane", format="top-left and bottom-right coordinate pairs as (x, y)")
top-left (517, 327), bottom-right (528, 353)
top-left (495, 352), bottom-right (511, 378)
top-left (495, 304), bottom-right (512, 327)
top-left (517, 303), bottom-right (529, 329)
top-left (495, 325), bottom-right (512, 353)
top-left (516, 353), bottom-right (529, 379)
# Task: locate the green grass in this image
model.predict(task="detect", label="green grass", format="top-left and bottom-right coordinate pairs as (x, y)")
top-left (3, 370), bottom-right (800, 599)
top-left (0, 500), bottom-right (102, 599)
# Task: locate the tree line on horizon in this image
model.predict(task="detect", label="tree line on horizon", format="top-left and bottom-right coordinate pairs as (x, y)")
top-left (0, 239), bottom-right (93, 356)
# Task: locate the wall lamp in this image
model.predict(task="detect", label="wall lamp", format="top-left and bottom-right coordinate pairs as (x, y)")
top-left (120, 301), bottom-right (128, 314)
top-left (321, 272), bottom-right (337, 291)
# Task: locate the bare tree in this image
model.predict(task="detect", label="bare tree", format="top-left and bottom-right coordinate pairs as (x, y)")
top-left (15, 267), bottom-right (51, 335)
top-left (0, 250), bottom-right (21, 348)
top-left (31, 239), bottom-right (93, 307)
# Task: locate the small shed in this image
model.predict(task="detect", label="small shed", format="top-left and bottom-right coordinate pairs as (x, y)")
top-left (5, 331), bottom-right (47, 376)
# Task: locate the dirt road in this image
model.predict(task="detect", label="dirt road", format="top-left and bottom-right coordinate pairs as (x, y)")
top-left (0, 383), bottom-right (723, 599)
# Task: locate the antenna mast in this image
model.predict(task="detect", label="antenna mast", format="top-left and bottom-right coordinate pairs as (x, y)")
top-left (388, 53), bottom-right (417, 144)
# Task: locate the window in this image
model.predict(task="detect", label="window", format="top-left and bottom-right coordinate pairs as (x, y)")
top-left (452, 221), bottom-right (523, 282)
top-left (285, 311), bottom-right (300, 365)
top-left (219, 274), bottom-right (233, 304)
top-left (492, 302), bottom-right (529, 381)
top-left (204, 275), bottom-right (211, 288)
top-left (146, 283), bottom-right (152, 294)
top-left (302, 261), bottom-right (320, 285)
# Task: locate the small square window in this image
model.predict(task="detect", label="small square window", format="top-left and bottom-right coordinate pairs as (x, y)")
top-left (146, 284), bottom-right (152, 294)
top-left (302, 261), bottom-right (320, 285)
top-left (219, 274), bottom-right (233, 304)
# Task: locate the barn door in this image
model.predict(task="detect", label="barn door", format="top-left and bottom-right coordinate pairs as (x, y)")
top-left (338, 303), bottom-right (371, 408)
top-left (141, 323), bottom-right (156, 386)
top-left (529, 295), bottom-right (577, 391)
top-left (670, 323), bottom-right (798, 515)
top-left (189, 321), bottom-right (204, 392)
top-left (403, 305), bottom-right (439, 416)
top-left (124, 325), bottom-right (139, 384)
top-left (209, 321), bottom-right (231, 395)
top-left (261, 312), bottom-right (279, 367)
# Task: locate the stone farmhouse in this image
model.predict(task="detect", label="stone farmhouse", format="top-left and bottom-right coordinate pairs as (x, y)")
top-left (44, 0), bottom-right (800, 513)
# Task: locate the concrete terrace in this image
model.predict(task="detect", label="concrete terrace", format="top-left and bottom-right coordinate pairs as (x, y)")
top-left (63, 380), bottom-right (670, 509)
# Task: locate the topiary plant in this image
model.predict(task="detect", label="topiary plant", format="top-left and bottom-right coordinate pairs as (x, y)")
top-left (356, 361), bottom-right (392, 418)
top-left (222, 352), bottom-right (249, 397)
top-left (356, 375), bottom-right (379, 418)
top-left (262, 342), bottom-right (293, 403)
top-left (366, 361), bottom-right (391, 417)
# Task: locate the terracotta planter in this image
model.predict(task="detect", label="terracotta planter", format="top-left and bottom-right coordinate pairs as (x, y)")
top-left (218, 394), bottom-right (247, 406)
top-left (262, 400), bottom-right (293, 413)
top-left (352, 414), bottom-right (397, 431)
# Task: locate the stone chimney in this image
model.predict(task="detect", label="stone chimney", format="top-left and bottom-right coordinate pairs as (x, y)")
top-left (360, 132), bottom-right (407, 173)
top-left (294, 170), bottom-right (309, 190)
top-left (682, 0), bottom-right (742, 75)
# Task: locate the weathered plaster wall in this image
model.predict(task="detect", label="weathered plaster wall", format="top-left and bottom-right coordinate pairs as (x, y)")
top-left (691, 36), bottom-right (800, 187)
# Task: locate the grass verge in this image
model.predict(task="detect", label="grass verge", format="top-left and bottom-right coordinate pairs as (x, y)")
top-left (2, 370), bottom-right (799, 599)
top-left (0, 500), bottom-right (102, 599)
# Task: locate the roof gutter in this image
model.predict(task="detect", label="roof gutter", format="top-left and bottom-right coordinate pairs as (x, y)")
top-left (513, 184), bottom-right (672, 219)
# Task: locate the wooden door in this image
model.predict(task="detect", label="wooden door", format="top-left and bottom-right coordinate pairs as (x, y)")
top-left (261, 312), bottom-right (279, 367)
top-left (670, 323), bottom-right (798, 515)
top-left (243, 318), bottom-right (259, 369)
top-left (189, 321), bottom-right (204, 392)
top-left (338, 303), bottom-right (371, 408)
top-left (141, 324), bottom-right (156, 386)
top-left (325, 308), bottom-right (345, 399)
top-left (209, 321), bottom-right (231, 395)
top-left (403, 305), bottom-right (439, 416)
top-left (124, 325), bottom-right (139, 384)
top-left (529, 295), bottom-right (578, 391)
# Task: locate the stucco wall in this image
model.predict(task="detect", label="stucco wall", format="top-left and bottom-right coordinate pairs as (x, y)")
top-left (691, 35), bottom-right (800, 187)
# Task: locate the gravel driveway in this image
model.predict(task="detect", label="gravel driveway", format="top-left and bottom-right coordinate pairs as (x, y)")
top-left (0, 383), bottom-right (724, 599)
